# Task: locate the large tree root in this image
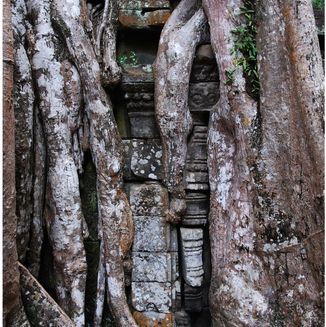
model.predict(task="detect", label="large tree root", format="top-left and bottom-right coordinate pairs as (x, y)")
top-left (154, 0), bottom-right (207, 224)
top-left (12, 0), bottom-right (35, 263)
top-left (19, 263), bottom-right (76, 327)
top-left (13, 0), bottom-right (45, 279)
top-left (95, 0), bottom-right (121, 85)
top-left (202, 0), bottom-right (270, 326)
top-left (50, 1), bottom-right (136, 325)
top-left (27, 1), bottom-right (87, 325)
top-left (3, 0), bottom-right (29, 325)
top-left (255, 0), bottom-right (324, 324)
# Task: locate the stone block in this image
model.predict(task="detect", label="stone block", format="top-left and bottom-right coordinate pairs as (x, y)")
top-left (190, 63), bottom-right (219, 82)
top-left (170, 227), bottom-right (178, 252)
top-left (132, 252), bottom-right (171, 282)
top-left (129, 182), bottom-right (168, 216)
top-left (119, 9), bottom-right (170, 28)
top-left (180, 228), bottom-right (204, 287)
top-left (133, 216), bottom-right (170, 252)
top-left (132, 282), bottom-right (172, 313)
top-left (133, 311), bottom-right (174, 327)
top-left (130, 139), bottom-right (163, 180)
top-left (123, 140), bottom-right (163, 180)
top-left (122, 66), bottom-right (154, 85)
top-left (190, 45), bottom-right (219, 82)
top-left (128, 112), bottom-right (159, 138)
top-left (188, 82), bottom-right (219, 110)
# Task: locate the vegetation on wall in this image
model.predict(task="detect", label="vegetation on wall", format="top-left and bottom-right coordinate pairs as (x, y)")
top-left (117, 50), bottom-right (139, 66)
top-left (229, 0), bottom-right (259, 99)
top-left (312, 0), bottom-right (324, 9)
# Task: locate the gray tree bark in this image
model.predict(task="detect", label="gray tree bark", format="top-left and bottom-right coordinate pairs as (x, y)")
top-left (201, 0), bottom-right (324, 325)
top-left (19, 263), bottom-right (76, 327)
top-left (154, 0), bottom-right (207, 224)
top-left (3, 0), bottom-right (30, 325)
top-left (50, 0), bottom-right (136, 325)
top-left (26, 1), bottom-right (88, 325)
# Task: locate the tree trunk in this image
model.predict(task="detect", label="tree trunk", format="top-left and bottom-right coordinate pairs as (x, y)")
top-left (26, 0), bottom-right (87, 324)
top-left (202, 0), bottom-right (270, 325)
top-left (201, 0), bottom-right (324, 325)
top-left (3, 0), bottom-right (30, 325)
top-left (3, 0), bottom-right (20, 322)
top-left (255, 0), bottom-right (324, 324)
top-left (50, 0), bottom-right (136, 325)
top-left (19, 263), bottom-right (76, 327)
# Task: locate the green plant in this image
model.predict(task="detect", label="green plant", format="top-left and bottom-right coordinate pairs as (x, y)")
top-left (230, 0), bottom-right (259, 99)
top-left (117, 50), bottom-right (139, 66)
top-left (312, 0), bottom-right (324, 9)
top-left (225, 67), bottom-right (236, 85)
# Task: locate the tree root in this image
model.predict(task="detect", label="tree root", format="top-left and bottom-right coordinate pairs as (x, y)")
top-left (27, 1), bottom-right (87, 324)
top-left (19, 263), bottom-right (75, 327)
top-left (50, 0), bottom-right (136, 325)
top-left (154, 0), bottom-right (207, 224)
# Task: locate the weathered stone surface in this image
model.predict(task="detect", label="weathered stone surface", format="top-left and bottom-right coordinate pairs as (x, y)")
top-left (170, 227), bottom-right (178, 252)
top-left (180, 228), bottom-right (204, 287)
top-left (185, 171), bottom-right (209, 190)
top-left (130, 140), bottom-right (162, 179)
top-left (123, 139), bottom-right (163, 180)
top-left (132, 252), bottom-right (171, 282)
top-left (187, 126), bottom-right (208, 161)
top-left (122, 66), bottom-right (154, 84)
top-left (190, 63), bottom-right (219, 82)
top-left (132, 282), bottom-right (172, 313)
top-left (129, 182), bottom-right (168, 216)
top-left (129, 112), bottom-right (159, 138)
top-left (183, 192), bottom-right (209, 226)
top-left (133, 216), bottom-right (170, 252)
top-left (119, 10), bottom-right (170, 29)
top-left (183, 284), bottom-right (202, 313)
top-left (172, 279), bottom-right (182, 311)
top-left (190, 45), bottom-right (219, 82)
top-left (133, 311), bottom-right (173, 327)
top-left (185, 125), bottom-right (209, 190)
top-left (175, 310), bottom-right (191, 327)
top-left (188, 82), bottom-right (219, 110)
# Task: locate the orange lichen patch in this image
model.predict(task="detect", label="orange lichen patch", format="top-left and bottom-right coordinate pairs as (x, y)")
top-left (242, 116), bottom-right (252, 127)
top-left (133, 311), bottom-right (174, 327)
top-left (119, 10), bottom-right (170, 28)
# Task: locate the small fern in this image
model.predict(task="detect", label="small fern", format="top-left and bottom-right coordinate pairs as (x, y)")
top-left (231, 0), bottom-right (259, 99)
top-left (117, 51), bottom-right (139, 66)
